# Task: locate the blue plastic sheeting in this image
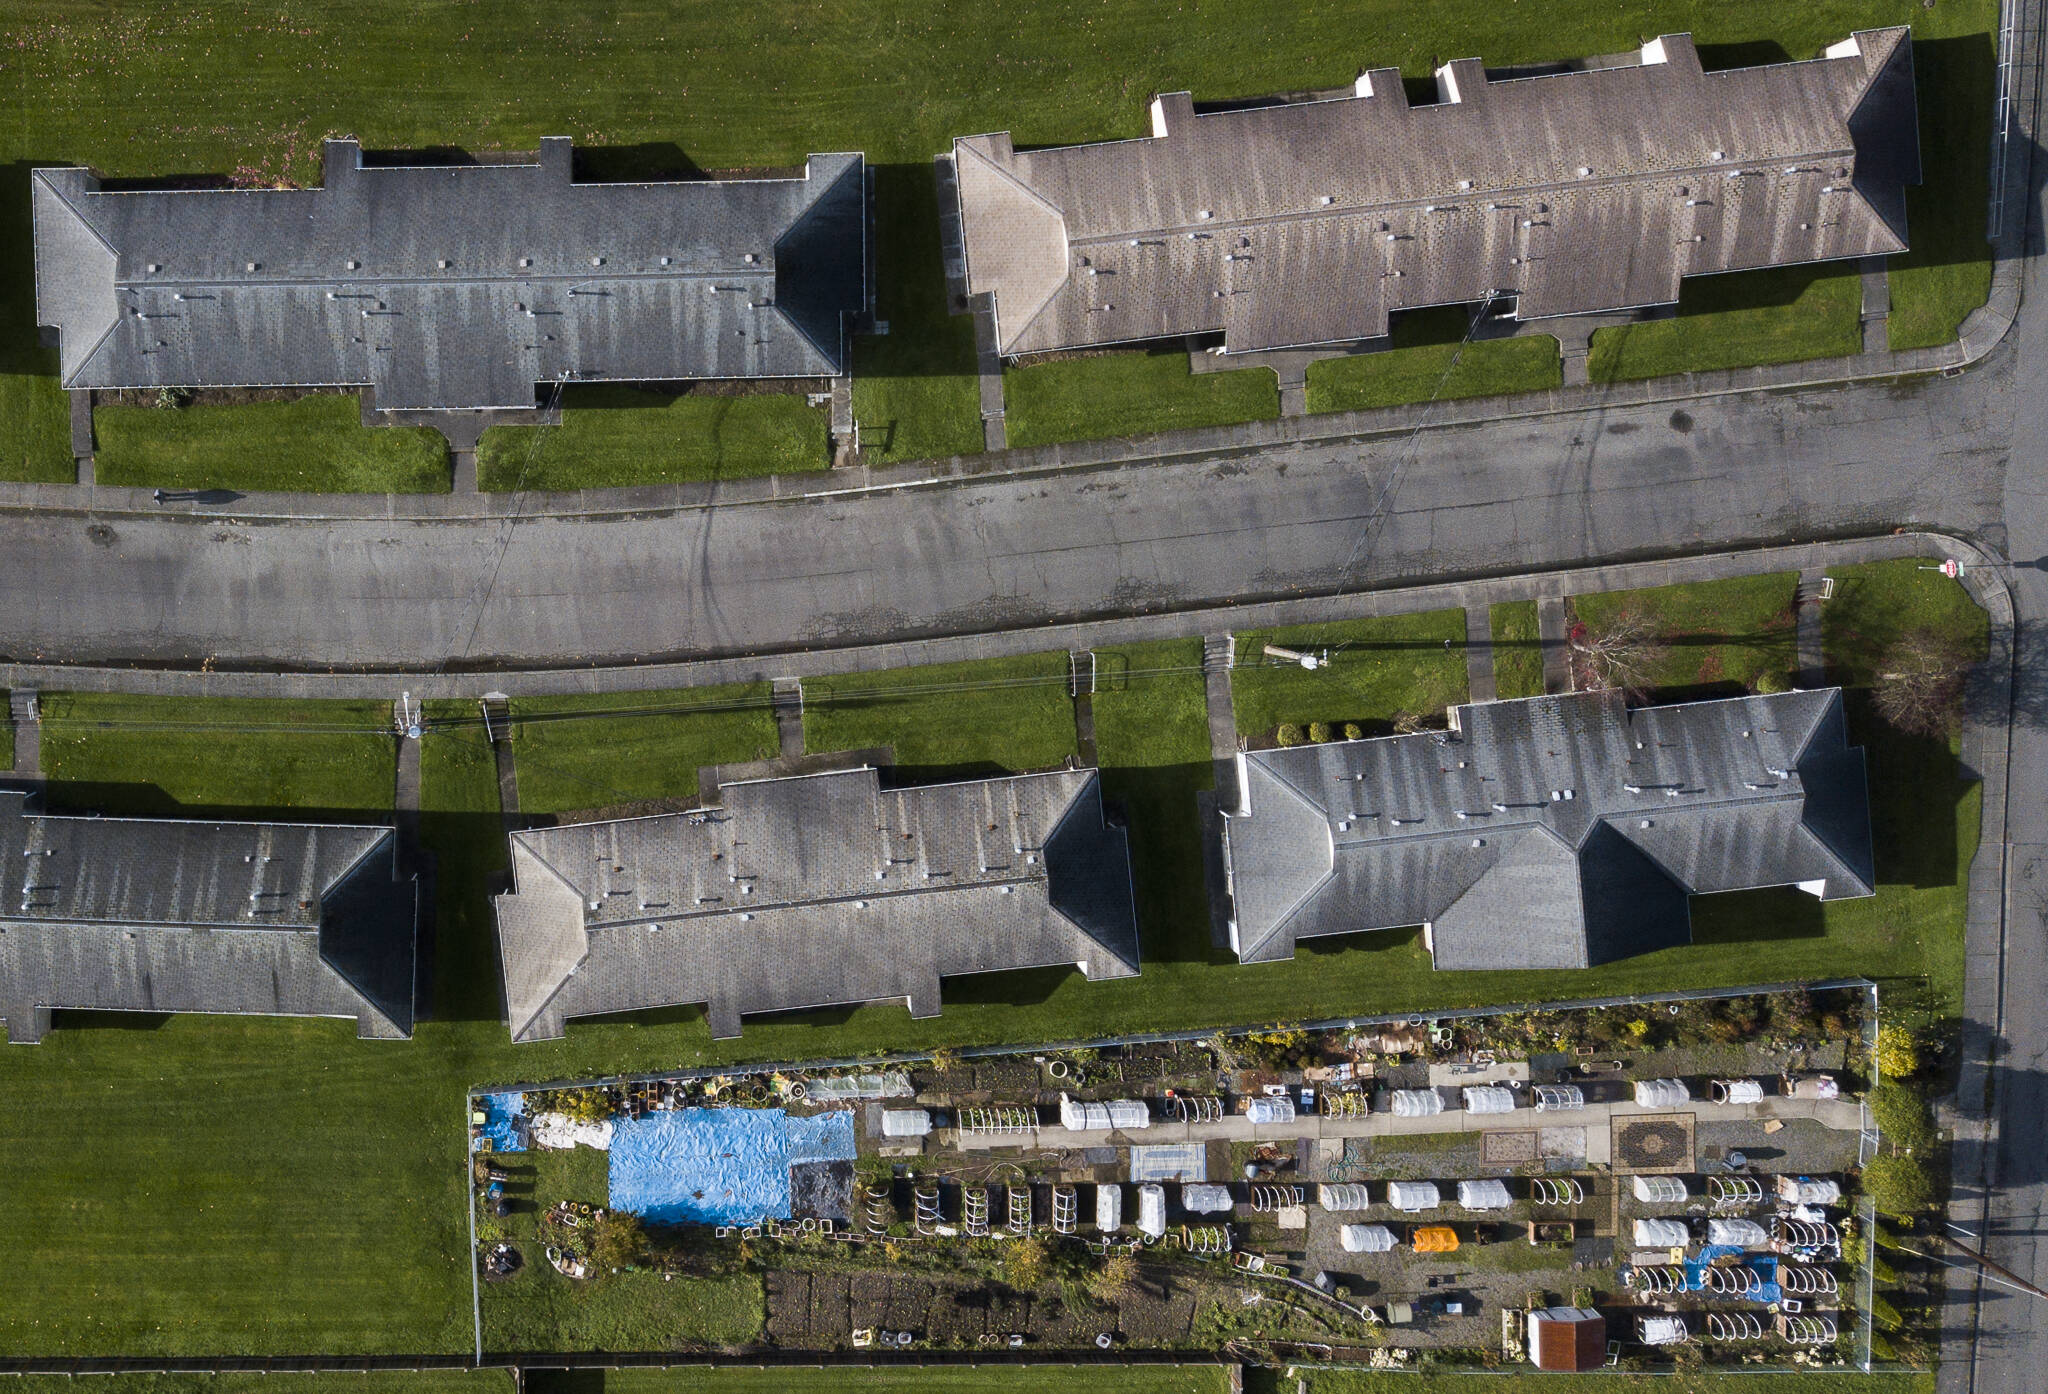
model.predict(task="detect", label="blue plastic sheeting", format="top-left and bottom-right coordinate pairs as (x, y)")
top-left (1683, 1245), bottom-right (1782, 1303)
top-left (473, 1091), bottom-right (528, 1154)
top-left (609, 1108), bottom-right (856, 1227)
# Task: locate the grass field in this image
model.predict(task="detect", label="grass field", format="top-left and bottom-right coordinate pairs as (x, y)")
top-left (476, 388), bottom-right (829, 492)
top-left (584, 1370), bottom-right (1231, 1394)
top-left (0, 2), bottom-right (1999, 479)
top-left (1305, 309), bottom-right (1561, 414)
top-left (1003, 348), bottom-right (1279, 449)
top-left (1489, 599), bottom-right (1546, 699)
top-left (36, 691), bottom-right (397, 816)
top-left (92, 395), bottom-right (449, 493)
top-left (508, 685), bottom-right (779, 816)
top-left (1232, 610), bottom-right (1471, 739)
top-left (1586, 265), bottom-right (1866, 382)
top-left (803, 652), bottom-right (1079, 773)
top-left (1570, 572), bottom-right (1801, 697)
top-left (1823, 556), bottom-right (1994, 683)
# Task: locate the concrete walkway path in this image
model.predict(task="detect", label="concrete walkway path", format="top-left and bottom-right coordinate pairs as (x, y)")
top-left (1536, 596), bottom-right (1572, 695)
top-left (1795, 568), bottom-right (1827, 689)
top-left (7, 691), bottom-right (39, 779)
top-left (1462, 606), bottom-right (1495, 703)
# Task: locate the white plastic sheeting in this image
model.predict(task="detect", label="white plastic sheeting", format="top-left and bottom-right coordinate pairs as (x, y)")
top-left (1461, 1085), bottom-right (1517, 1115)
top-left (1456, 1179), bottom-right (1512, 1210)
top-left (1386, 1180), bottom-right (1441, 1212)
top-left (1632, 1175), bottom-right (1689, 1203)
top-left (1060, 1093), bottom-right (1150, 1131)
top-left (1714, 1078), bottom-right (1766, 1104)
top-left (1388, 1088), bottom-right (1446, 1117)
top-left (1135, 1183), bottom-right (1167, 1238)
top-left (532, 1113), bottom-right (614, 1150)
top-left (1246, 1096), bottom-right (1296, 1125)
top-left (1638, 1315), bottom-right (1690, 1345)
top-left (1340, 1223), bottom-right (1398, 1253)
top-left (1777, 1177), bottom-right (1843, 1205)
top-left (1181, 1184), bottom-right (1232, 1213)
top-left (1708, 1218), bottom-right (1770, 1248)
top-left (1318, 1183), bottom-right (1372, 1211)
top-left (803, 1072), bottom-right (913, 1102)
top-left (879, 1109), bottom-right (932, 1138)
top-left (1533, 1084), bottom-right (1586, 1112)
top-left (1632, 1218), bottom-right (1691, 1248)
top-left (1633, 1078), bottom-right (1691, 1107)
top-left (1095, 1184), bottom-right (1122, 1232)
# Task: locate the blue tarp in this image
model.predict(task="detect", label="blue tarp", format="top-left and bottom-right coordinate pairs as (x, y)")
top-left (473, 1091), bottom-right (528, 1154)
top-left (608, 1108), bottom-right (855, 1227)
top-left (1683, 1245), bottom-right (1782, 1302)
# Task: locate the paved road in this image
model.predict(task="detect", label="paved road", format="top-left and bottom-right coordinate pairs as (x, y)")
top-left (0, 378), bottom-right (2006, 670)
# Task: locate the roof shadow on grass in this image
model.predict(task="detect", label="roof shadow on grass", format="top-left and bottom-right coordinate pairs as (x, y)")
top-left (33, 779), bottom-right (392, 829)
top-left (1689, 884), bottom-right (1829, 947)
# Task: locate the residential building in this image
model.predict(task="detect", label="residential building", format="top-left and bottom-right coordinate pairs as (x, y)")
top-left (492, 766), bottom-right (1138, 1042)
top-left (32, 139), bottom-right (867, 413)
top-left (951, 29), bottom-right (1917, 357)
top-left (1221, 689), bottom-right (1873, 969)
top-left (0, 790), bottom-right (416, 1043)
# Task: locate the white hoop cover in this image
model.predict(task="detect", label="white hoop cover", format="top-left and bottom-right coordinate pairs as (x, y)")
top-left (1631, 1174), bottom-right (1688, 1203)
top-left (1317, 1183), bottom-right (1372, 1210)
top-left (1633, 1078), bottom-right (1691, 1107)
top-left (1340, 1223), bottom-right (1397, 1253)
top-left (1387, 1180), bottom-right (1441, 1212)
top-left (1632, 1217), bottom-right (1691, 1248)
top-left (1461, 1085), bottom-right (1517, 1114)
top-left (1456, 1179), bottom-right (1511, 1210)
top-left (1389, 1088), bottom-right (1446, 1117)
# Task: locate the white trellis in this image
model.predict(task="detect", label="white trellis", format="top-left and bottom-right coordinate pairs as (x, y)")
top-left (1708, 1312), bottom-right (1765, 1340)
top-left (1531, 1177), bottom-right (1586, 1206)
top-left (1051, 1185), bottom-right (1078, 1235)
top-left (1252, 1184), bottom-right (1304, 1212)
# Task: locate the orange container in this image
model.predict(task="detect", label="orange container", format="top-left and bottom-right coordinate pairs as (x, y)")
top-left (1412, 1225), bottom-right (1461, 1253)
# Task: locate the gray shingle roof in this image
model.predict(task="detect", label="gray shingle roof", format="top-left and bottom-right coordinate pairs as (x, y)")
top-left (1221, 688), bottom-right (1872, 971)
top-left (954, 29), bottom-right (1918, 356)
top-left (0, 791), bottom-right (415, 1042)
top-left (494, 766), bottom-right (1139, 1042)
top-left (32, 139), bottom-right (867, 411)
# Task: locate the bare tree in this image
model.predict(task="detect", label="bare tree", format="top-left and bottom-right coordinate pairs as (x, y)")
top-left (1570, 607), bottom-right (1668, 696)
top-left (1874, 629), bottom-right (1971, 736)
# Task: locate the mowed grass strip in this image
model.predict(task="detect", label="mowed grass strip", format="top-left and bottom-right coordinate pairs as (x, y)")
top-left (509, 685), bottom-right (779, 816)
top-left (36, 691), bottom-right (397, 816)
top-left (477, 388), bottom-right (828, 492)
top-left (1305, 308), bottom-right (1561, 414)
top-left (93, 396), bottom-right (449, 493)
top-left (1489, 599), bottom-right (1546, 699)
top-left (1232, 610), bottom-right (1470, 739)
top-left (588, 1367), bottom-right (1233, 1394)
top-left (803, 652), bottom-right (1078, 772)
top-left (1570, 571), bottom-right (1800, 697)
top-left (1307, 1370), bottom-right (1933, 1394)
top-left (1586, 265), bottom-right (1865, 382)
top-left (1004, 348), bottom-right (1279, 449)
top-left (1822, 556), bottom-right (1992, 683)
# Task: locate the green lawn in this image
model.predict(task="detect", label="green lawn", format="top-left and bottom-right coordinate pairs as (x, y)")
top-left (1570, 571), bottom-right (1800, 697)
top-left (1489, 599), bottom-right (1546, 699)
top-left (93, 395), bottom-right (449, 493)
top-left (1004, 347), bottom-right (1279, 449)
top-left (850, 165), bottom-right (984, 465)
top-left (1587, 264), bottom-right (1866, 382)
top-left (1232, 610), bottom-right (1471, 739)
top-left (0, 3), bottom-right (1997, 479)
top-left (1305, 308), bottom-right (1561, 414)
top-left (5, 1380), bottom-right (508, 1394)
top-left (1822, 556), bottom-right (1993, 684)
top-left (476, 388), bottom-right (829, 492)
top-left (803, 652), bottom-right (1079, 773)
top-left (35, 691), bottom-right (396, 816)
top-left (508, 685), bottom-right (779, 816)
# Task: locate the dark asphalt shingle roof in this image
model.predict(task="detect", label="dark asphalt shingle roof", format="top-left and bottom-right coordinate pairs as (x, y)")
top-left (1221, 688), bottom-right (1873, 970)
top-left (493, 766), bottom-right (1138, 1042)
top-left (0, 791), bottom-right (415, 1042)
top-left (32, 139), bottom-right (867, 411)
top-left (954, 29), bottom-right (1918, 356)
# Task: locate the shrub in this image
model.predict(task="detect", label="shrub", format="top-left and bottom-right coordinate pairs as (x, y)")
top-left (1870, 1083), bottom-right (1934, 1151)
top-left (1753, 669), bottom-right (1792, 694)
top-left (1877, 1024), bottom-right (1922, 1080)
top-left (1868, 1292), bottom-right (1905, 1334)
top-left (1308, 721), bottom-right (1333, 743)
top-left (1874, 628), bottom-right (1973, 736)
top-left (1005, 1236), bottom-right (1051, 1290)
top-left (1863, 1154), bottom-right (1935, 1217)
top-left (1275, 723), bottom-right (1306, 747)
top-left (1343, 722), bottom-right (1363, 740)
top-left (1087, 1249), bottom-right (1138, 1302)
top-left (590, 1211), bottom-right (646, 1271)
